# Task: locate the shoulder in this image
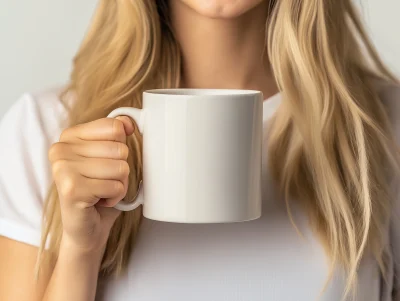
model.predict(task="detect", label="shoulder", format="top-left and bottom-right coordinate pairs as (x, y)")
top-left (0, 86), bottom-right (69, 246)
top-left (1, 86), bottom-right (69, 141)
top-left (0, 86), bottom-right (70, 164)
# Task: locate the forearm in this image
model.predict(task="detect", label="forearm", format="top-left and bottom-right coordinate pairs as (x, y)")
top-left (42, 238), bottom-right (104, 301)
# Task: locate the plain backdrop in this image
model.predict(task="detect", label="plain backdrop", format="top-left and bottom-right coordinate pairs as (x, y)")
top-left (0, 0), bottom-right (399, 117)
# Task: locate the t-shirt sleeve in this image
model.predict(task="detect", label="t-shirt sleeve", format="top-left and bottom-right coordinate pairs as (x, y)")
top-left (380, 83), bottom-right (400, 300)
top-left (393, 192), bottom-right (400, 300)
top-left (393, 121), bottom-right (400, 300)
top-left (0, 92), bottom-right (64, 246)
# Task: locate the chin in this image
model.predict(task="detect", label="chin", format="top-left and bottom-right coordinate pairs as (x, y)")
top-left (178, 0), bottom-right (266, 19)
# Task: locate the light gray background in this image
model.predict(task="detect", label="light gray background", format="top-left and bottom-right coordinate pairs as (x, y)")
top-left (0, 0), bottom-right (399, 117)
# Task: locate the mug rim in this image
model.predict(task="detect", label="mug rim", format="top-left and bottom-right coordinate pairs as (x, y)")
top-left (144, 88), bottom-right (262, 97)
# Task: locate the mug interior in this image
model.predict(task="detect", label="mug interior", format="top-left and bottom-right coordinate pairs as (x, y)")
top-left (144, 88), bottom-right (261, 96)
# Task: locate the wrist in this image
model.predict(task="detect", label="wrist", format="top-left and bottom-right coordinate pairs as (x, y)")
top-left (60, 233), bottom-right (106, 261)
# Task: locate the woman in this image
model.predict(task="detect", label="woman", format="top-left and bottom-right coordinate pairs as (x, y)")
top-left (0, 0), bottom-right (399, 300)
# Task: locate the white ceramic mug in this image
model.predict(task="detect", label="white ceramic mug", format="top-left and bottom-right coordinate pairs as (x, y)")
top-left (107, 89), bottom-right (263, 223)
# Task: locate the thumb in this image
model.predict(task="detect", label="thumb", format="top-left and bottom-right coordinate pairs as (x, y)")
top-left (115, 116), bottom-right (136, 136)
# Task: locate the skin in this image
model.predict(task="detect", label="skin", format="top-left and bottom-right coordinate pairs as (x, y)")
top-left (172, 0), bottom-right (277, 96)
top-left (0, 0), bottom-right (277, 300)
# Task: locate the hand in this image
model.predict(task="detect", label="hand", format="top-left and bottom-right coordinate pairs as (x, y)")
top-left (48, 116), bottom-right (135, 253)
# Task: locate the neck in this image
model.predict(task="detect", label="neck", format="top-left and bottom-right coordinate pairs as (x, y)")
top-left (169, 1), bottom-right (278, 99)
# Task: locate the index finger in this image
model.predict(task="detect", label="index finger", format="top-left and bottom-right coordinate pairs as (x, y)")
top-left (60, 117), bottom-right (135, 143)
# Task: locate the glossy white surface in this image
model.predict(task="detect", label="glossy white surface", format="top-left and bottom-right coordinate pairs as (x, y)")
top-left (108, 89), bottom-right (263, 223)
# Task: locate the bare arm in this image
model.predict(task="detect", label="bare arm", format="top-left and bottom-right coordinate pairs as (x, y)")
top-left (0, 236), bottom-right (104, 301)
top-left (42, 238), bottom-right (104, 301)
top-left (0, 236), bottom-right (50, 301)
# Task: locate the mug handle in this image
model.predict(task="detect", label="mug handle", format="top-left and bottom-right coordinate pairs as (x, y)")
top-left (107, 107), bottom-right (145, 211)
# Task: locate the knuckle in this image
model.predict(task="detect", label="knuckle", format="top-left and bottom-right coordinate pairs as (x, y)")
top-left (59, 127), bottom-right (73, 142)
top-left (118, 160), bottom-right (130, 178)
top-left (51, 159), bottom-right (68, 177)
top-left (59, 175), bottom-right (78, 200)
top-left (48, 143), bottom-right (63, 162)
top-left (112, 119), bottom-right (125, 140)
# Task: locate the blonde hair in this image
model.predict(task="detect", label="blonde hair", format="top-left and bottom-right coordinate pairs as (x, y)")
top-left (38, 0), bottom-right (399, 297)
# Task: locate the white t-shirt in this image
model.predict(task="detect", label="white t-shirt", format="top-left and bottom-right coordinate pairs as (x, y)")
top-left (0, 86), bottom-right (399, 301)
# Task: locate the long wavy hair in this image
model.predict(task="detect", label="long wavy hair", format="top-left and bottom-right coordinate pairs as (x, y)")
top-left (37, 0), bottom-right (399, 297)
